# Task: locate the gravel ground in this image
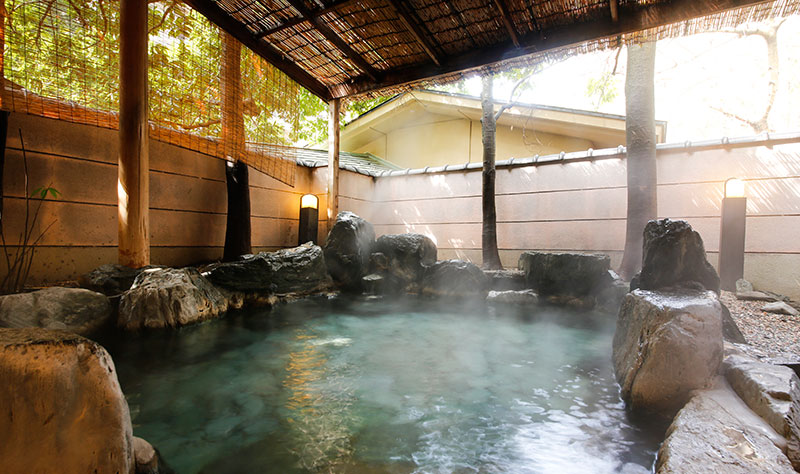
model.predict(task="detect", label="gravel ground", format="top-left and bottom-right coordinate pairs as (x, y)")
top-left (720, 290), bottom-right (800, 361)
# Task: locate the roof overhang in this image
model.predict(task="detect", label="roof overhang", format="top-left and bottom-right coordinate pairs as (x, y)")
top-left (185, 0), bottom-right (796, 101)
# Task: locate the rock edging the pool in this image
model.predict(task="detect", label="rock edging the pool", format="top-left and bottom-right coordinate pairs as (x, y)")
top-left (0, 328), bottom-right (173, 474)
top-left (612, 219), bottom-right (800, 473)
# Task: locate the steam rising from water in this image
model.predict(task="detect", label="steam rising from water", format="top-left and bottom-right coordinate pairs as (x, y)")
top-left (105, 298), bottom-right (661, 473)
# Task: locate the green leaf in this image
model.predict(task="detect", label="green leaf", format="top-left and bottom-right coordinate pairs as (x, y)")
top-left (49, 188), bottom-right (61, 199)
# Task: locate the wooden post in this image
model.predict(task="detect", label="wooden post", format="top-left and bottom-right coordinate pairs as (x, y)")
top-left (327, 98), bottom-right (340, 233)
top-left (220, 32), bottom-right (251, 260)
top-left (118, 0), bottom-right (149, 268)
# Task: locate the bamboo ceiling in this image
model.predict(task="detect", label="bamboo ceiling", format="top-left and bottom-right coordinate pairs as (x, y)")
top-left (185, 0), bottom-right (800, 101)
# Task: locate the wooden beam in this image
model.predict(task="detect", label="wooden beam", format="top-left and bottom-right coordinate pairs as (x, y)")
top-left (329, 0), bottom-right (773, 98)
top-left (254, 0), bottom-right (364, 38)
top-left (493, 0), bottom-right (520, 47)
top-left (327, 99), bottom-right (340, 233)
top-left (610, 0), bottom-right (619, 22)
top-left (285, 0), bottom-right (378, 81)
top-left (386, 0), bottom-right (441, 65)
top-left (184, 0), bottom-right (331, 100)
top-left (119, 0), bottom-right (150, 268)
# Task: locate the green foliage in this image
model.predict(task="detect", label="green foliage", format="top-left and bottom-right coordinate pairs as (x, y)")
top-left (586, 73), bottom-right (618, 110)
top-left (31, 186), bottom-right (61, 200)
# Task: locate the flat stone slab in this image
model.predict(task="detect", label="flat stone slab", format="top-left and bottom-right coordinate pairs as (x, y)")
top-left (736, 290), bottom-right (779, 302)
top-left (656, 377), bottom-right (793, 474)
top-left (763, 302), bottom-right (799, 316)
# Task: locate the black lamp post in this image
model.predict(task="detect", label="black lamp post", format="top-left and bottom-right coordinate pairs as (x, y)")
top-left (298, 194), bottom-right (319, 245)
top-left (719, 178), bottom-right (746, 291)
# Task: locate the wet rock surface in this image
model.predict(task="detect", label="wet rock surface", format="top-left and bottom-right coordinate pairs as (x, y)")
top-left (519, 251), bottom-right (612, 297)
top-left (323, 212), bottom-right (376, 292)
top-left (486, 289), bottom-right (539, 305)
top-left (371, 233), bottom-right (437, 293)
top-left (0, 328), bottom-right (134, 474)
top-left (134, 437), bottom-right (175, 474)
top-left (723, 346), bottom-right (799, 440)
top-left (484, 269), bottom-right (526, 291)
top-left (656, 376), bottom-right (794, 474)
top-left (421, 260), bottom-right (489, 298)
top-left (613, 289), bottom-right (723, 417)
top-left (205, 243), bottom-right (331, 295)
top-left (0, 287), bottom-right (112, 336)
top-left (119, 268), bottom-right (229, 330)
top-left (632, 219), bottom-right (720, 294)
top-left (79, 263), bottom-right (160, 296)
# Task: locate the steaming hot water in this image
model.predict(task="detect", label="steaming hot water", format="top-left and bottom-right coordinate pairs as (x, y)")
top-left (104, 296), bottom-right (662, 473)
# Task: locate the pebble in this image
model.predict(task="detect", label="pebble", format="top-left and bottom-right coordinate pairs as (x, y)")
top-left (720, 291), bottom-right (800, 361)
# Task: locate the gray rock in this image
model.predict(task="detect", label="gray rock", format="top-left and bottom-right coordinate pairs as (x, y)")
top-left (763, 301), bottom-right (799, 316)
top-left (372, 233), bottom-right (437, 293)
top-left (421, 260), bottom-right (489, 299)
top-left (79, 263), bottom-right (160, 296)
top-left (632, 219), bottom-right (720, 294)
top-left (486, 289), bottom-right (539, 305)
top-left (361, 273), bottom-right (385, 295)
top-left (737, 290), bottom-right (780, 302)
top-left (597, 271), bottom-right (630, 315)
top-left (0, 328), bottom-right (135, 474)
top-left (0, 287), bottom-right (112, 336)
top-left (204, 243), bottom-right (331, 295)
top-left (323, 212), bottom-right (376, 292)
top-left (722, 303), bottom-right (747, 344)
top-left (613, 289), bottom-right (723, 417)
top-left (118, 268), bottom-right (229, 330)
top-left (724, 348), bottom-right (798, 440)
top-left (737, 278), bottom-right (754, 293)
top-left (134, 437), bottom-right (174, 474)
top-left (656, 376), bottom-right (794, 474)
top-left (519, 251), bottom-right (612, 297)
top-left (484, 269), bottom-right (526, 291)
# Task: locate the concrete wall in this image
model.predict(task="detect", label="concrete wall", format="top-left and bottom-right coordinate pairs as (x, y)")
top-left (338, 142), bottom-right (800, 300)
top-left (352, 117), bottom-right (595, 169)
top-left (1, 113), bottom-right (310, 285)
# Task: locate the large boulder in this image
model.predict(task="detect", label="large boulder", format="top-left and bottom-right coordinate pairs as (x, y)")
top-left (484, 269), bottom-right (526, 291)
top-left (656, 376), bottom-right (794, 474)
top-left (0, 287), bottom-right (112, 336)
top-left (632, 219), bottom-right (720, 293)
top-left (613, 289), bottom-right (723, 417)
top-left (519, 251), bottom-right (613, 297)
top-left (79, 263), bottom-right (160, 296)
top-left (323, 212), bottom-right (376, 292)
top-left (421, 260), bottom-right (489, 299)
top-left (371, 233), bottom-right (437, 293)
top-left (0, 328), bottom-right (135, 474)
top-left (118, 268), bottom-right (229, 330)
top-left (204, 243), bottom-right (331, 295)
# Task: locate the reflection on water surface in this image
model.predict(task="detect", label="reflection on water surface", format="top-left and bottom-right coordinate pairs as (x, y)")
top-left (103, 297), bottom-right (662, 473)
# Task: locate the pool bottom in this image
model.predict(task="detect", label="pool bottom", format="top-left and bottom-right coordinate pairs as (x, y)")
top-left (102, 296), bottom-right (664, 474)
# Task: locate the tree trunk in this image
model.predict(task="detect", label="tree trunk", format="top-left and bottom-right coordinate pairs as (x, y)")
top-left (0, 111), bottom-right (7, 232)
top-left (480, 75), bottom-right (502, 270)
top-left (220, 32), bottom-right (251, 260)
top-left (619, 42), bottom-right (657, 280)
top-left (223, 160), bottom-right (251, 261)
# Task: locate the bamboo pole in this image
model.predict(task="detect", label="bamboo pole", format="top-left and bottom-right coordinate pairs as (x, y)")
top-left (327, 99), bottom-right (340, 235)
top-left (118, 0), bottom-right (149, 268)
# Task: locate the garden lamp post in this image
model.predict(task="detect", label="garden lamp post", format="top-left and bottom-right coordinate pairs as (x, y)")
top-left (719, 178), bottom-right (746, 291)
top-left (298, 194), bottom-right (319, 245)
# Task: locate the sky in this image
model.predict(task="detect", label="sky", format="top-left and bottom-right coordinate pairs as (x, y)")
top-left (441, 15), bottom-right (800, 143)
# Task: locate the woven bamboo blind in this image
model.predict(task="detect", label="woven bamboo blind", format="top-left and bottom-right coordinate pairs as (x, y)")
top-left (2, 0), bottom-right (299, 186)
